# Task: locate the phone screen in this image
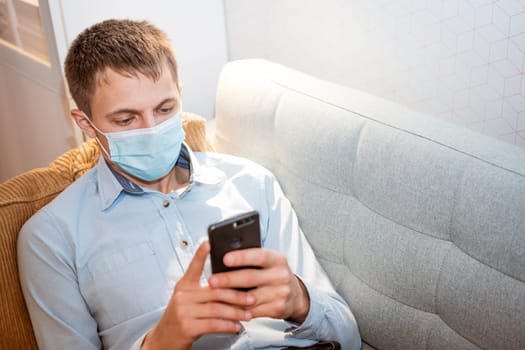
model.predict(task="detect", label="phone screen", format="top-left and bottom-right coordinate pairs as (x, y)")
top-left (207, 210), bottom-right (261, 275)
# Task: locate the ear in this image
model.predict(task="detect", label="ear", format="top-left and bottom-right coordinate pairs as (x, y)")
top-left (71, 109), bottom-right (97, 139)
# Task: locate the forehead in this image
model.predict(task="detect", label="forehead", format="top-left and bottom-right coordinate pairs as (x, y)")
top-left (90, 65), bottom-right (180, 119)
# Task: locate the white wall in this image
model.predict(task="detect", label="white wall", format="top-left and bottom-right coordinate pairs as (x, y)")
top-left (224, 0), bottom-right (525, 149)
top-left (0, 1), bottom-right (75, 183)
top-left (0, 63), bottom-right (74, 175)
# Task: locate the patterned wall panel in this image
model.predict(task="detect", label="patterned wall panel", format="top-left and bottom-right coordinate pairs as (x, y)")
top-left (225, 0), bottom-right (525, 148)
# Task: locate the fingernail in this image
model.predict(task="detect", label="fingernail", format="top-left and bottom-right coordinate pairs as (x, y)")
top-left (224, 254), bottom-right (234, 266)
top-left (208, 276), bottom-right (217, 288)
top-left (246, 295), bottom-right (256, 304)
top-left (245, 311), bottom-right (252, 321)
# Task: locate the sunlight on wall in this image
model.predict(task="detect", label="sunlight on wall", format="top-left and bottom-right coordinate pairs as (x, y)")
top-left (225, 0), bottom-right (525, 148)
top-left (0, 0), bottom-right (49, 63)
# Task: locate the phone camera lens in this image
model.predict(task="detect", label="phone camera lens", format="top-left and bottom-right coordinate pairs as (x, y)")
top-left (231, 237), bottom-right (242, 249)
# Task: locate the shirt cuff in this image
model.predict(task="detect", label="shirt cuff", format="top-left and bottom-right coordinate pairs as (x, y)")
top-left (129, 334), bottom-right (147, 350)
top-left (286, 277), bottom-right (325, 339)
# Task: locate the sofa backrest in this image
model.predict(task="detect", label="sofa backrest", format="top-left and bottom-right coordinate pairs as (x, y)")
top-left (213, 59), bottom-right (525, 350)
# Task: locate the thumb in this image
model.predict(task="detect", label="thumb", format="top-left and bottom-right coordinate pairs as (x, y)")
top-left (181, 240), bottom-right (210, 285)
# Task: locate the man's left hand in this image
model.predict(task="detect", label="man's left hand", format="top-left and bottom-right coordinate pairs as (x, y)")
top-left (207, 248), bottom-right (310, 323)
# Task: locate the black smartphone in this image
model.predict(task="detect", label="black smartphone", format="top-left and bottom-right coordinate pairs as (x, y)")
top-left (208, 210), bottom-right (262, 275)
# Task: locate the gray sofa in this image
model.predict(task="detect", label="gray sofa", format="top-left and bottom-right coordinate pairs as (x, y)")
top-left (213, 59), bottom-right (525, 350)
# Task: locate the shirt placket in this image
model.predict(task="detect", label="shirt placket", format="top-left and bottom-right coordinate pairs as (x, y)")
top-left (159, 191), bottom-right (207, 284)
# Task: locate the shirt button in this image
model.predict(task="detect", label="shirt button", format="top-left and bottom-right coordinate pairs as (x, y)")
top-left (180, 240), bottom-right (188, 248)
top-left (162, 200), bottom-right (170, 208)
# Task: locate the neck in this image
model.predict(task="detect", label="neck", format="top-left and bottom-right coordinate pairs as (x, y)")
top-left (109, 161), bottom-right (190, 194)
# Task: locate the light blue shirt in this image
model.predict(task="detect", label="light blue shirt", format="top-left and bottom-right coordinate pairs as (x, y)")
top-left (18, 145), bottom-right (361, 350)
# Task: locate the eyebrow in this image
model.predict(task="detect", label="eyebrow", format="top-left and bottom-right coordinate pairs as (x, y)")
top-left (104, 97), bottom-right (178, 120)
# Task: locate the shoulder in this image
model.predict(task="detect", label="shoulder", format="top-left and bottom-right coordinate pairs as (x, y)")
top-left (46, 166), bottom-right (99, 212)
top-left (194, 151), bottom-right (274, 179)
top-left (195, 152), bottom-right (271, 174)
top-left (20, 167), bottom-right (99, 242)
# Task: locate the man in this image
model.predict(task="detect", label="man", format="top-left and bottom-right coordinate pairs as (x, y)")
top-left (17, 19), bottom-right (361, 350)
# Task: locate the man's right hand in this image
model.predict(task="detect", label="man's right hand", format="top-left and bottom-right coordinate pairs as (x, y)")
top-left (141, 241), bottom-right (256, 350)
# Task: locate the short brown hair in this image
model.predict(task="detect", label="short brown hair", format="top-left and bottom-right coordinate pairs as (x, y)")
top-left (64, 19), bottom-right (179, 117)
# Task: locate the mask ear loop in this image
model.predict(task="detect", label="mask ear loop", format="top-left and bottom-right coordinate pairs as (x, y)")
top-left (83, 116), bottom-right (111, 159)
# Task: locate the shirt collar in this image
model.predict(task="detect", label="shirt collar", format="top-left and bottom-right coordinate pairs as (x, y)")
top-left (96, 143), bottom-right (224, 210)
top-left (186, 144), bottom-right (225, 186)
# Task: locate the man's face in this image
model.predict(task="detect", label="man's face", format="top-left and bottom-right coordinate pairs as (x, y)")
top-left (75, 63), bottom-right (182, 152)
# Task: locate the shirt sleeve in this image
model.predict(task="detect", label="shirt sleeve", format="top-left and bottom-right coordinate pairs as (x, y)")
top-left (129, 334), bottom-right (146, 350)
top-left (17, 208), bottom-right (102, 350)
top-left (260, 171), bottom-right (362, 350)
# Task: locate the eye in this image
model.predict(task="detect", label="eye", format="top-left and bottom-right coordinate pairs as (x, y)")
top-left (158, 106), bottom-right (174, 114)
top-left (116, 117), bottom-right (135, 126)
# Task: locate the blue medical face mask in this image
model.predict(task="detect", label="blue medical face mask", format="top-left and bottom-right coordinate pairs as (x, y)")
top-left (86, 112), bottom-right (185, 181)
